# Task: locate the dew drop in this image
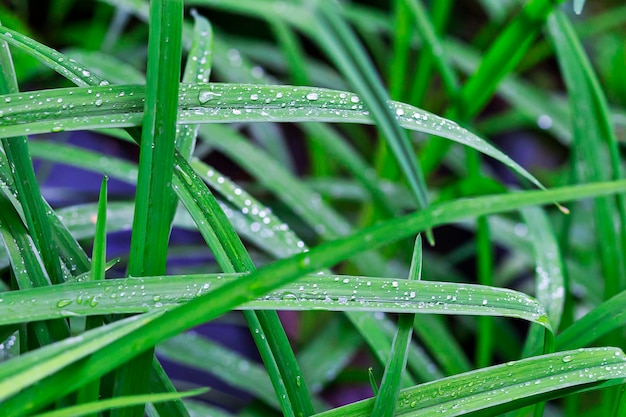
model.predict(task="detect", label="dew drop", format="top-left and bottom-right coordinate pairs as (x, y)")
top-left (57, 299), bottom-right (73, 308)
top-left (198, 90), bottom-right (222, 104)
top-left (306, 92), bottom-right (319, 101)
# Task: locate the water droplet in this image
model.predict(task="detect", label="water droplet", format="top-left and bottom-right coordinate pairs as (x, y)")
top-left (537, 114), bottom-right (553, 130)
top-left (94, 99), bottom-right (103, 107)
top-left (198, 90), bottom-right (222, 104)
top-left (350, 96), bottom-right (360, 103)
top-left (250, 93), bottom-right (259, 101)
top-left (57, 299), bottom-right (73, 308)
top-left (306, 92), bottom-right (319, 101)
top-left (296, 375), bottom-right (302, 387)
top-left (562, 355), bottom-right (573, 363)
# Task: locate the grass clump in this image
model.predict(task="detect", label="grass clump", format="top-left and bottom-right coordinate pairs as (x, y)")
top-left (1, 1), bottom-right (626, 416)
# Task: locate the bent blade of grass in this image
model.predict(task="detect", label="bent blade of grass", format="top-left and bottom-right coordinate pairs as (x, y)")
top-left (37, 389), bottom-right (207, 417)
top-left (2, 179), bottom-right (626, 415)
top-left (372, 236), bottom-right (422, 417)
top-left (0, 312), bottom-right (162, 403)
top-left (0, 273), bottom-right (550, 327)
top-left (0, 28), bottom-right (64, 288)
top-left (3, 19), bottom-right (309, 417)
top-left (0, 82), bottom-right (545, 196)
top-left (312, 1), bottom-right (429, 212)
top-left (312, 347), bottom-right (626, 417)
top-left (0, 193), bottom-right (69, 346)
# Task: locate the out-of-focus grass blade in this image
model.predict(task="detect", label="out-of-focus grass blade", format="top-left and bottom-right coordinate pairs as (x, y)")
top-left (0, 273), bottom-right (551, 327)
top-left (156, 332), bottom-right (280, 410)
top-left (63, 48), bottom-right (146, 84)
top-left (404, 0), bottom-right (458, 100)
top-left (574, 0), bottom-right (586, 15)
top-left (312, 347), bottom-right (626, 417)
top-left (2, 179), bottom-right (626, 415)
top-left (298, 316), bottom-right (362, 393)
top-left (34, 388), bottom-right (207, 417)
top-left (372, 236), bottom-right (422, 417)
top-left (312, 1), bottom-right (429, 213)
top-left (549, 10), bottom-right (626, 302)
top-left (0, 312), bottom-right (161, 403)
top-left (520, 206), bottom-right (564, 358)
top-left (557, 288), bottom-right (626, 351)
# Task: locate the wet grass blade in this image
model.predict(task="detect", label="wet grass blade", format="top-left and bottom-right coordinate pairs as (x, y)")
top-left (0, 273), bottom-right (550, 327)
top-left (311, 1), bottom-right (429, 212)
top-left (372, 236), bottom-right (422, 417)
top-left (0, 312), bottom-right (162, 404)
top-left (1, 178), bottom-right (625, 415)
top-left (0, 23), bottom-right (64, 288)
top-left (114, 1), bottom-right (183, 415)
top-left (312, 347), bottom-right (626, 417)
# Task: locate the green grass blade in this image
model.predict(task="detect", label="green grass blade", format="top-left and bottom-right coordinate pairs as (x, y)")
top-left (372, 236), bottom-right (422, 417)
top-left (34, 387), bottom-right (206, 417)
top-left (522, 206), bottom-right (565, 328)
top-left (0, 193), bottom-right (69, 345)
top-left (115, 0), bottom-right (183, 415)
top-left (0, 312), bottom-right (162, 404)
top-left (457, 0), bottom-right (565, 119)
top-left (0, 273), bottom-right (550, 327)
top-left (311, 1), bottom-right (429, 211)
top-left (2, 179), bottom-right (625, 415)
top-left (0, 26), bottom-right (64, 288)
top-left (156, 333), bottom-right (281, 410)
top-left (403, 0), bottom-right (459, 100)
top-left (549, 10), bottom-right (626, 301)
top-left (76, 176), bottom-right (108, 416)
top-left (312, 347), bottom-right (626, 417)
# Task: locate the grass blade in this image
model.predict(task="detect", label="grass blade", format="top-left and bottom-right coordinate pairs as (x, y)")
top-left (313, 347), bottom-right (626, 417)
top-left (1, 178), bottom-right (625, 414)
top-left (34, 389), bottom-right (207, 417)
top-left (372, 236), bottom-right (422, 417)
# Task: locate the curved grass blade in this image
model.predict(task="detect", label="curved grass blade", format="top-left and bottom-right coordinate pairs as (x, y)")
top-left (0, 25), bottom-right (547, 193)
top-left (0, 273), bottom-right (550, 327)
top-left (0, 193), bottom-right (69, 345)
top-left (35, 389), bottom-right (207, 417)
top-left (0, 312), bottom-right (162, 403)
top-left (311, 0), bottom-right (429, 212)
top-left (372, 236), bottom-right (422, 417)
top-left (312, 347), bottom-right (626, 417)
top-left (2, 17), bottom-right (312, 417)
top-left (2, 179), bottom-right (626, 415)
